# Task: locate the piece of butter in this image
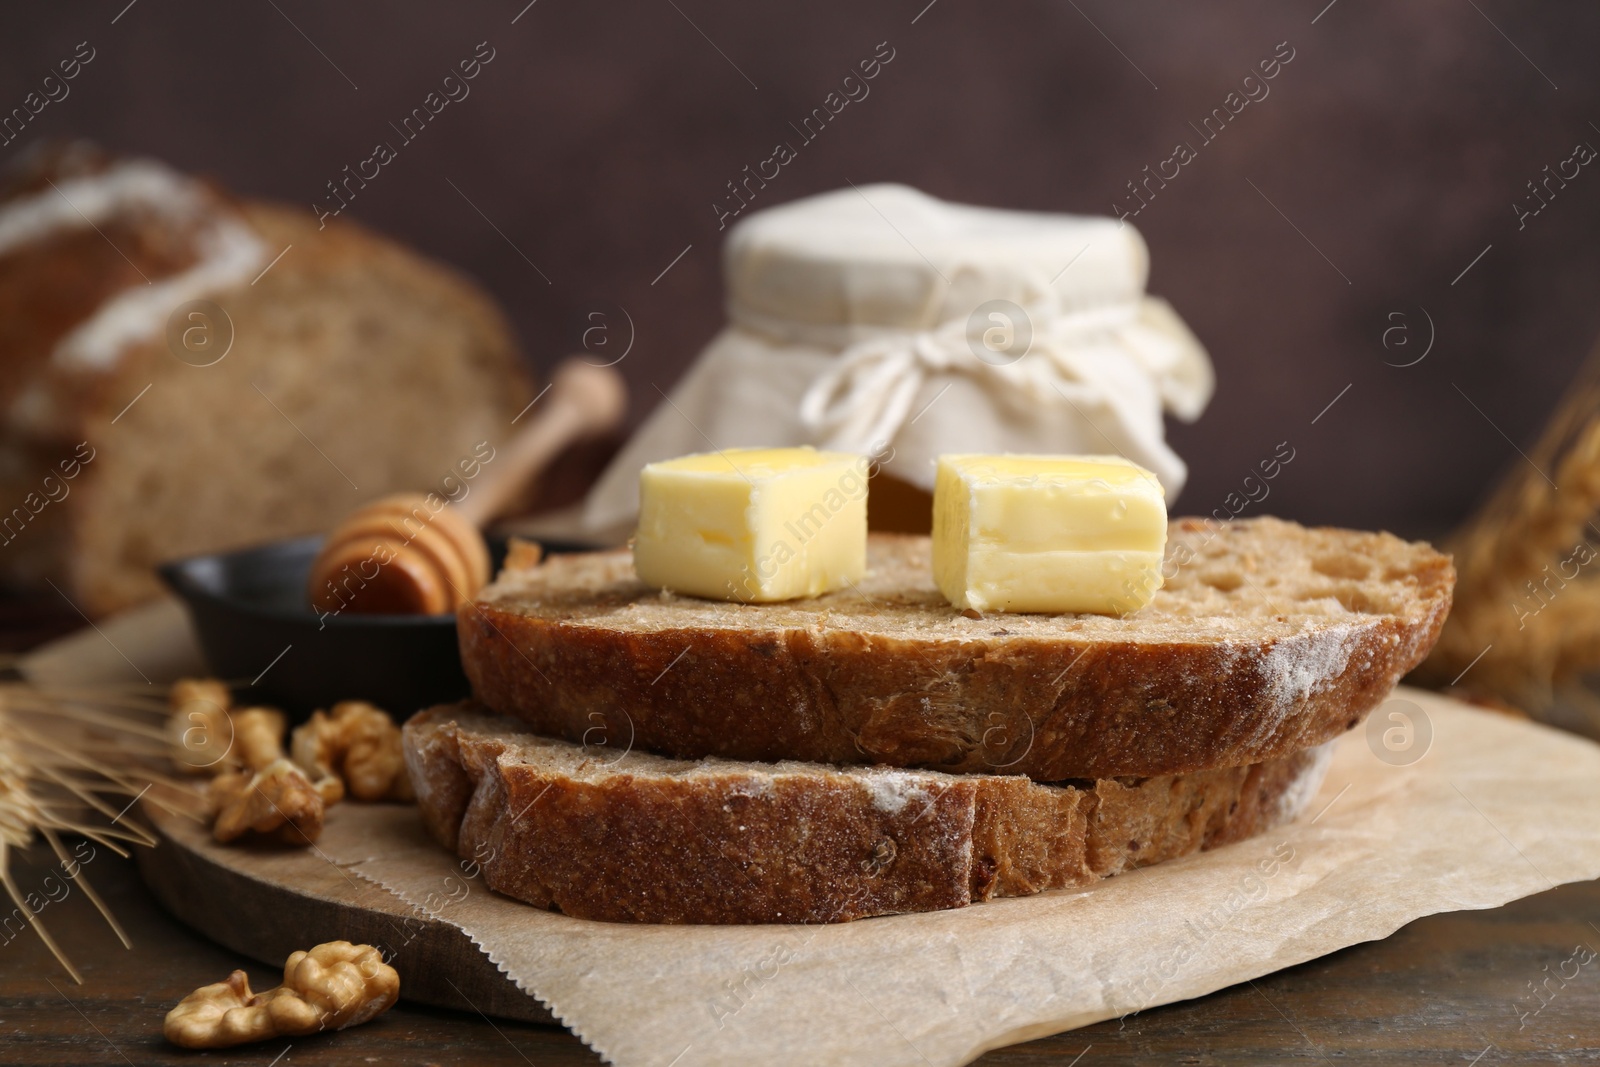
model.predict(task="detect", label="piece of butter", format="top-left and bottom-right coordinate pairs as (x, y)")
top-left (634, 447), bottom-right (869, 602)
top-left (932, 453), bottom-right (1167, 614)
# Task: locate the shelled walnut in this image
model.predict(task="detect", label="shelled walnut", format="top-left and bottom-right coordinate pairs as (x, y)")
top-left (166, 682), bottom-right (289, 775)
top-left (231, 707), bottom-right (289, 771)
top-left (167, 678), bottom-right (236, 774)
top-left (291, 701), bottom-right (413, 803)
top-left (209, 758), bottom-right (325, 845)
top-left (164, 940), bottom-right (399, 1048)
top-left (165, 680), bottom-right (414, 848)
top-left (502, 536), bottom-right (544, 573)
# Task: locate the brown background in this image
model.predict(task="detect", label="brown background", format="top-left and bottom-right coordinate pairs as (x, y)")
top-left (2, 0), bottom-right (1598, 539)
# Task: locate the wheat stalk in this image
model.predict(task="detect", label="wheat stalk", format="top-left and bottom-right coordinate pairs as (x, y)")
top-left (0, 681), bottom-right (201, 982)
top-left (1420, 340), bottom-right (1600, 727)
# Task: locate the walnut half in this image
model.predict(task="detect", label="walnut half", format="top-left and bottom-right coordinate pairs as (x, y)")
top-left (167, 678), bottom-right (235, 774)
top-left (165, 680), bottom-right (288, 776)
top-left (209, 758), bottom-right (326, 845)
top-left (231, 707), bottom-right (289, 772)
top-left (163, 941), bottom-right (400, 1048)
top-left (291, 701), bottom-right (413, 803)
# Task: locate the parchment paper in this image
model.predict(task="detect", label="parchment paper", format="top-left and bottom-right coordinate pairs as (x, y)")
top-left (27, 605), bottom-right (1600, 1066)
top-left (311, 690), bottom-right (1600, 1067)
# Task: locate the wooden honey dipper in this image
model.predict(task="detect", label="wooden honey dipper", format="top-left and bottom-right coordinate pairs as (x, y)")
top-left (307, 358), bottom-right (627, 616)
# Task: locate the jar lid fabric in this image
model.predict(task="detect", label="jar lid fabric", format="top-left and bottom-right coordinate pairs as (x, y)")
top-left (725, 183), bottom-right (1146, 340)
top-left (584, 185), bottom-right (1213, 536)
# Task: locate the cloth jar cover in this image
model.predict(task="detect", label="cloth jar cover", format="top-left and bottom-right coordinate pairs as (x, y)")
top-left (584, 184), bottom-right (1215, 533)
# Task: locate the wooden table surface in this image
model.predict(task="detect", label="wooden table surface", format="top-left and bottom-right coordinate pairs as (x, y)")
top-left (4, 607), bottom-right (1600, 1064)
top-left (4, 843), bottom-right (1598, 1065)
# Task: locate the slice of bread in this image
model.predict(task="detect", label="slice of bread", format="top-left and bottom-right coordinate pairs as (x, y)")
top-left (461, 518), bottom-right (1454, 780)
top-left (405, 703), bottom-right (1333, 924)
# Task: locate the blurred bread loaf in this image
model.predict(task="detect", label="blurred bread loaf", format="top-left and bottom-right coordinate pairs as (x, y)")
top-left (0, 143), bottom-right (532, 614)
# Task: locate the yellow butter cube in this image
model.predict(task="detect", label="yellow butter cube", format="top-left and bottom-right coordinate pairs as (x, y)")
top-left (634, 447), bottom-right (869, 602)
top-left (932, 454), bottom-right (1167, 614)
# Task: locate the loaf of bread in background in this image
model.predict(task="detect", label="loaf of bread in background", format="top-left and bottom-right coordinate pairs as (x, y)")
top-left (0, 143), bottom-right (533, 614)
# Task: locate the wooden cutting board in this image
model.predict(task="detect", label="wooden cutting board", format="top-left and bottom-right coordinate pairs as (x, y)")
top-left (26, 599), bottom-right (552, 1024)
top-left (136, 798), bottom-right (553, 1024)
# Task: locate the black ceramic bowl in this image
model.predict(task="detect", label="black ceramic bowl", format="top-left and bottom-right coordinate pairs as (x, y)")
top-left (159, 534), bottom-right (589, 720)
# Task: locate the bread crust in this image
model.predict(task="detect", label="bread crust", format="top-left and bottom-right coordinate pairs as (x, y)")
top-left (462, 518), bottom-right (1454, 780)
top-left (405, 703), bottom-right (1333, 924)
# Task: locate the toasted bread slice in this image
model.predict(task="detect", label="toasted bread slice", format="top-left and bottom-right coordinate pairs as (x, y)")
top-left (405, 702), bottom-right (1333, 924)
top-left (460, 518), bottom-right (1453, 780)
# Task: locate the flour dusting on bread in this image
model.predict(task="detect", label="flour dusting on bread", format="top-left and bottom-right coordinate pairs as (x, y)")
top-left (861, 770), bottom-right (932, 815)
top-left (404, 703), bottom-right (1337, 925)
